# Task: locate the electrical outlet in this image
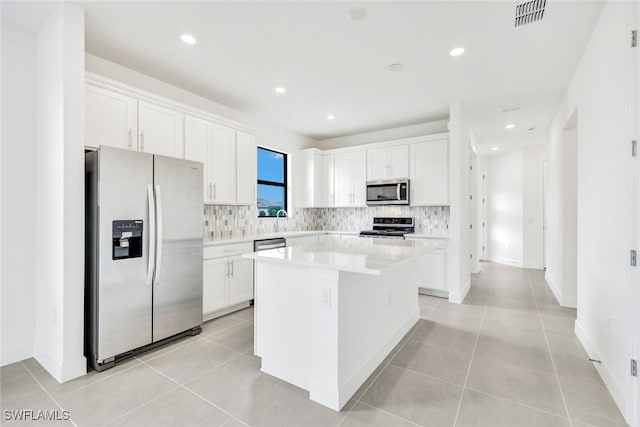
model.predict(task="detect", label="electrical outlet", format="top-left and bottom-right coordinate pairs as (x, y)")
top-left (320, 289), bottom-right (331, 308)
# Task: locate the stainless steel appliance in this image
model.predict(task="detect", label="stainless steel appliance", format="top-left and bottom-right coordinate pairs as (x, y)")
top-left (366, 179), bottom-right (410, 206)
top-left (254, 237), bottom-right (287, 252)
top-left (85, 146), bottom-right (203, 371)
top-left (359, 217), bottom-right (415, 239)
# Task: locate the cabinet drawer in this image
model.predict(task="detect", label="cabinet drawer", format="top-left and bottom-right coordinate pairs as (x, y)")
top-left (204, 242), bottom-right (254, 259)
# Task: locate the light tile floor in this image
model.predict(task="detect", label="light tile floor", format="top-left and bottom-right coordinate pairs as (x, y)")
top-left (0, 263), bottom-right (628, 426)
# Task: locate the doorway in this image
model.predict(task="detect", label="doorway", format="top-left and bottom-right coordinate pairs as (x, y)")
top-left (561, 112), bottom-right (578, 308)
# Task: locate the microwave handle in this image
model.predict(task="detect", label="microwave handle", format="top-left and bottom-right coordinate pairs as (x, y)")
top-left (397, 184), bottom-right (401, 201)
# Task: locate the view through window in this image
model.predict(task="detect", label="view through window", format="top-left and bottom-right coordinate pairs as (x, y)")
top-left (257, 147), bottom-right (287, 217)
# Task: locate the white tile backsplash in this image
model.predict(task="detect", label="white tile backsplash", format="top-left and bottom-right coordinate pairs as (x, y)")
top-left (203, 205), bottom-right (449, 239)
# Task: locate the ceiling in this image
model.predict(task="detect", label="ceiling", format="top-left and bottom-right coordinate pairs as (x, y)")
top-left (5, 1), bottom-right (604, 145)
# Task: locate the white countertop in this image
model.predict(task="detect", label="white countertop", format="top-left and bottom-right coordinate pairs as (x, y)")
top-left (204, 230), bottom-right (447, 247)
top-left (243, 237), bottom-right (446, 275)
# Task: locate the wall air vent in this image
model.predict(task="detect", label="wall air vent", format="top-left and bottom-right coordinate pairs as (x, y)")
top-left (515, 0), bottom-right (546, 27)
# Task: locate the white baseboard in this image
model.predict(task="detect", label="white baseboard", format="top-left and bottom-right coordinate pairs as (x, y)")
top-left (522, 262), bottom-right (544, 270)
top-left (0, 343), bottom-right (33, 367)
top-left (544, 273), bottom-right (577, 308)
top-left (489, 256), bottom-right (523, 268)
top-left (449, 278), bottom-right (470, 304)
top-left (34, 352), bottom-right (86, 383)
top-left (574, 320), bottom-right (629, 424)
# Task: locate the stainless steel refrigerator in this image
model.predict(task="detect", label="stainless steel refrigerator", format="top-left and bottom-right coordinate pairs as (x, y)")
top-left (85, 146), bottom-right (203, 371)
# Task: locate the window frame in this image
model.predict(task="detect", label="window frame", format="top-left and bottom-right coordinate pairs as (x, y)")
top-left (256, 146), bottom-right (288, 217)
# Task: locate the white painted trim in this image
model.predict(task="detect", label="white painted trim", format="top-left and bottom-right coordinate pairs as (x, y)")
top-left (448, 278), bottom-right (470, 304)
top-left (0, 343), bottom-right (34, 367)
top-left (322, 133), bottom-right (450, 156)
top-left (522, 262), bottom-right (544, 270)
top-left (544, 272), bottom-right (577, 308)
top-left (575, 320), bottom-right (629, 424)
top-left (85, 72), bottom-right (255, 134)
top-left (488, 256), bottom-right (523, 268)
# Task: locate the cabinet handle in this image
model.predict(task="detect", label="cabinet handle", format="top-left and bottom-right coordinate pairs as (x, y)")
top-left (230, 260), bottom-right (234, 278)
top-left (208, 183), bottom-right (212, 199)
top-left (140, 131), bottom-right (145, 151)
top-left (128, 129), bottom-right (133, 150)
top-left (213, 183), bottom-right (216, 200)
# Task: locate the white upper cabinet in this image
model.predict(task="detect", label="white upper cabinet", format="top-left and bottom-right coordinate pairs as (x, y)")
top-left (409, 138), bottom-right (449, 206)
top-left (316, 154), bottom-right (335, 207)
top-left (138, 101), bottom-right (185, 158)
top-left (185, 118), bottom-right (257, 207)
top-left (236, 131), bottom-right (257, 205)
top-left (85, 85), bottom-right (137, 150)
top-left (334, 151), bottom-right (366, 207)
top-left (367, 145), bottom-right (408, 180)
top-left (209, 124), bottom-right (237, 204)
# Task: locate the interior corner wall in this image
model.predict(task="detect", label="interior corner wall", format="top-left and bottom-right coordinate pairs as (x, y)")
top-left (447, 102), bottom-right (471, 303)
top-left (487, 150), bottom-right (524, 267)
top-left (34, 3), bottom-right (86, 382)
top-left (1, 21), bottom-right (37, 365)
top-left (546, 1), bottom-right (634, 420)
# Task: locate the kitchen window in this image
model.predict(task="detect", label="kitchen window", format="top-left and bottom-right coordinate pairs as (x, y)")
top-left (257, 147), bottom-right (287, 217)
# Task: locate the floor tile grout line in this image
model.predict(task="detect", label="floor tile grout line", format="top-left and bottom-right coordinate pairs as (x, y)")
top-left (464, 386), bottom-right (572, 421)
top-left (141, 359), bottom-right (251, 427)
top-left (397, 337), bottom-right (476, 357)
top-left (351, 401), bottom-right (424, 427)
top-left (526, 272), bottom-right (574, 427)
top-left (386, 363), bottom-right (469, 389)
top-left (100, 384), bottom-right (182, 427)
top-left (135, 335), bottom-right (205, 363)
top-left (452, 299), bottom-right (488, 426)
top-left (19, 360), bottom-right (79, 427)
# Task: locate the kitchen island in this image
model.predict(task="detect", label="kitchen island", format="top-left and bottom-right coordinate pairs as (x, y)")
top-left (243, 237), bottom-right (445, 411)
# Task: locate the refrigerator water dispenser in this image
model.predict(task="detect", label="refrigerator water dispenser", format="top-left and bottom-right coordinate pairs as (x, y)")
top-left (112, 220), bottom-right (143, 260)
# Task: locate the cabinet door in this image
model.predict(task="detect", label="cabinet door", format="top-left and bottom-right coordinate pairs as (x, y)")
top-left (410, 139), bottom-right (449, 205)
top-left (203, 258), bottom-right (228, 315)
top-left (236, 131), bottom-right (256, 205)
top-left (209, 124), bottom-right (236, 204)
top-left (85, 85), bottom-right (137, 150)
top-left (415, 251), bottom-right (446, 291)
top-left (138, 101), bottom-right (185, 158)
top-left (388, 145), bottom-right (409, 178)
top-left (352, 151), bottom-right (367, 206)
top-left (227, 257), bottom-right (254, 305)
top-left (185, 116), bottom-right (212, 203)
top-left (334, 153), bottom-right (354, 207)
top-left (316, 154), bottom-right (334, 207)
top-left (367, 148), bottom-right (388, 180)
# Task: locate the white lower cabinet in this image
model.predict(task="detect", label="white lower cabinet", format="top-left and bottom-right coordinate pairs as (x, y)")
top-left (414, 250), bottom-right (446, 291)
top-left (203, 242), bottom-right (254, 319)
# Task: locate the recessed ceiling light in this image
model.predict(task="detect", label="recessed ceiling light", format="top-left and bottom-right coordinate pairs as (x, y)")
top-left (274, 87), bottom-right (286, 94)
top-left (388, 63), bottom-right (404, 72)
top-left (180, 34), bottom-right (196, 45)
top-left (449, 47), bottom-right (465, 57)
top-left (326, 114), bottom-right (336, 121)
top-left (348, 8), bottom-right (367, 21)
top-left (491, 147), bottom-right (499, 151)
top-left (505, 123), bottom-right (515, 129)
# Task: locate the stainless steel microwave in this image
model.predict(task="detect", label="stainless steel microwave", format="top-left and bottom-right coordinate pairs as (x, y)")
top-left (366, 179), bottom-right (410, 206)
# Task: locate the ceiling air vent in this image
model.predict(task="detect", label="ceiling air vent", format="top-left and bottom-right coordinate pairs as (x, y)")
top-left (499, 104), bottom-right (522, 113)
top-left (515, 0), bottom-right (546, 27)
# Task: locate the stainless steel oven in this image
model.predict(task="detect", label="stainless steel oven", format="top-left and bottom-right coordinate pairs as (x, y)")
top-left (366, 179), bottom-right (409, 206)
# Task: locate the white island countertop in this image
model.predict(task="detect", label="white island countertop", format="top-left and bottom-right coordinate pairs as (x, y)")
top-left (243, 237), bottom-right (446, 276)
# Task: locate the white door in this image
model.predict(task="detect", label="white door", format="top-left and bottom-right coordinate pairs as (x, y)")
top-left (138, 101), bottom-right (184, 158)
top-left (209, 124), bottom-right (236, 204)
top-left (410, 139), bottom-right (449, 205)
top-left (85, 85), bottom-right (137, 150)
top-left (227, 257), bottom-right (254, 305)
top-left (184, 115), bottom-right (212, 203)
top-left (367, 148), bottom-right (389, 180)
top-left (203, 258), bottom-right (228, 315)
top-left (352, 152), bottom-right (367, 206)
top-left (316, 154), bottom-right (335, 207)
top-left (236, 131), bottom-right (257, 205)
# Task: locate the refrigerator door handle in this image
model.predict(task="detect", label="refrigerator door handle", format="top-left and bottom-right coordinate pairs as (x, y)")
top-left (146, 184), bottom-right (156, 285)
top-left (155, 184), bottom-right (164, 283)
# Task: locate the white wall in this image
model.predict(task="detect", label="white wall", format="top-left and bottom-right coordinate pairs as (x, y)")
top-left (317, 120), bottom-right (449, 150)
top-left (33, 3), bottom-right (87, 382)
top-left (485, 145), bottom-right (545, 269)
top-left (1, 21), bottom-right (37, 365)
top-left (546, 1), bottom-right (635, 421)
top-left (487, 150), bottom-right (524, 266)
top-left (447, 103), bottom-right (471, 303)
